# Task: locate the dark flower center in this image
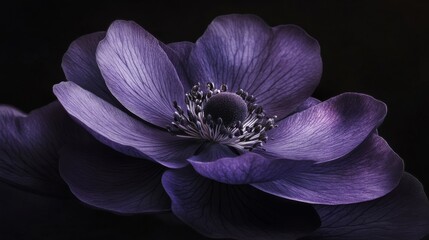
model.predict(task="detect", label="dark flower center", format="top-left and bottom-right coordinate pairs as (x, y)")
top-left (203, 92), bottom-right (247, 126)
top-left (168, 83), bottom-right (277, 151)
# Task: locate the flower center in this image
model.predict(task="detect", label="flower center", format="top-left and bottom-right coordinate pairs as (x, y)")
top-left (167, 83), bottom-right (277, 151)
top-left (203, 92), bottom-right (247, 126)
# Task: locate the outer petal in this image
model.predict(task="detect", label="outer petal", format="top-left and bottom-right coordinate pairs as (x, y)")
top-left (253, 134), bottom-right (404, 204)
top-left (162, 167), bottom-right (320, 240)
top-left (62, 32), bottom-right (116, 104)
top-left (189, 144), bottom-right (313, 184)
top-left (300, 173), bottom-right (429, 240)
top-left (0, 102), bottom-right (78, 196)
top-left (53, 81), bottom-right (200, 168)
top-left (59, 139), bottom-right (170, 214)
top-left (265, 93), bottom-right (387, 162)
top-left (96, 20), bottom-right (185, 128)
top-left (188, 14), bottom-right (322, 119)
top-left (0, 179), bottom-right (208, 239)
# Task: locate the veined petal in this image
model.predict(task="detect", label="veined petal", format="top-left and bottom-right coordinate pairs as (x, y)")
top-left (96, 20), bottom-right (185, 128)
top-left (53, 81), bottom-right (200, 168)
top-left (254, 134), bottom-right (404, 204)
top-left (188, 14), bottom-right (322, 119)
top-left (162, 167), bottom-right (320, 240)
top-left (265, 93), bottom-right (387, 162)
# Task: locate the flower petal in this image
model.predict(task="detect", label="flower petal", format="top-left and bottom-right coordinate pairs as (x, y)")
top-left (265, 93), bottom-right (387, 162)
top-left (189, 144), bottom-right (313, 184)
top-left (299, 173), bottom-right (429, 240)
top-left (59, 139), bottom-right (170, 214)
top-left (96, 20), bottom-right (185, 128)
top-left (253, 134), bottom-right (404, 204)
top-left (0, 102), bottom-right (77, 196)
top-left (188, 14), bottom-right (322, 119)
top-left (162, 167), bottom-right (320, 240)
top-left (62, 32), bottom-right (116, 104)
top-left (163, 41), bottom-right (194, 91)
top-left (53, 81), bottom-right (200, 168)
top-left (0, 179), bottom-right (203, 239)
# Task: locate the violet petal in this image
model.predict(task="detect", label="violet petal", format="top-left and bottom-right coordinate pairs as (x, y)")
top-left (96, 20), bottom-right (185, 128)
top-left (254, 134), bottom-right (404, 204)
top-left (54, 81), bottom-right (200, 168)
top-left (163, 41), bottom-right (194, 91)
top-left (189, 144), bottom-right (312, 184)
top-left (62, 32), bottom-right (117, 105)
top-left (59, 139), bottom-right (170, 214)
top-left (0, 102), bottom-right (76, 196)
top-left (188, 14), bottom-right (322, 119)
top-left (162, 167), bottom-right (320, 240)
top-left (265, 93), bottom-right (387, 162)
top-left (300, 173), bottom-right (429, 240)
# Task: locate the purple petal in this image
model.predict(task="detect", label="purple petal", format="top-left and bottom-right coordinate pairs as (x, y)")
top-left (162, 167), bottom-right (320, 240)
top-left (254, 134), bottom-right (404, 204)
top-left (96, 20), bottom-right (185, 128)
top-left (163, 41), bottom-right (195, 91)
top-left (188, 14), bottom-right (322, 119)
top-left (189, 144), bottom-right (312, 184)
top-left (300, 173), bottom-right (429, 240)
top-left (265, 93), bottom-right (387, 162)
top-left (0, 102), bottom-right (78, 196)
top-left (0, 178), bottom-right (199, 239)
top-left (59, 139), bottom-right (170, 214)
top-left (62, 32), bottom-right (117, 105)
top-left (53, 81), bottom-right (200, 168)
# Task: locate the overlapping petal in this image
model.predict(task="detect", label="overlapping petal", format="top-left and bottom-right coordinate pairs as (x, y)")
top-left (96, 20), bottom-right (185, 128)
top-left (299, 173), bottom-right (429, 240)
top-left (188, 144), bottom-right (313, 184)
top-left (162, 167), bottom-right (320, 240)
top-left (53, 81), bottom-right (200, 168)
top-left (188, 14), bottom-right (322, 119)
top-left (0, 102), bottom-right (78, 196)
top-left (62, 32), bottom-right (113, 103)
top-left (254, 134), bottom-right (403, 204)
top-left (265, 93), bottom-right (387, 162)
top-left (59, 139), bottom-right (170, 214)
top-left (163, 41), bottom-right (194, 91)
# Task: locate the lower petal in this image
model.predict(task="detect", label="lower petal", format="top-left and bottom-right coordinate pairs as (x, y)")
top-left (265, 93), bottom-right (387, 162)
top-left (254, 134), bottom-right (404, 204)
top-left (54, 81), bottom-right (200, 168)
top-left (0, 102), bottom-right (78, 196)
top-left (300, 173), bottom-right (429, 240)
top-left (189, 144), bottom-right (312, 184)
top-left (162, 167), bottom-right (320, 240)
top-left (59, 140), bottom-right (170, 214)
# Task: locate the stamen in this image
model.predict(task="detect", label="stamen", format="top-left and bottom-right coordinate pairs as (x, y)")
top-left (168, 83), bottom-right (277, 151)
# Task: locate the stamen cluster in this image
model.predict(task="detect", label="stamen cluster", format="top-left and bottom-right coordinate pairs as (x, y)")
top-left (167, 83), bottom-right (277, 151)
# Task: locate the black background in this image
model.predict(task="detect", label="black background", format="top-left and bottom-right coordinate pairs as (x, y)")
top-left (0, 1), bottom-right (428, 239)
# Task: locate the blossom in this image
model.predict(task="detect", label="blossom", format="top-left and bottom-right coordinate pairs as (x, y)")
top-left (1, 13), bottom-right (427, 239)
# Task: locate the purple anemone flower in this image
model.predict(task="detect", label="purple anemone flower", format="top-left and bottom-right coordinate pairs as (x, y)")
top-left (1, 103), bottom-right (428, 239)
top-left (0, 13), bottom-right (419, 239)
